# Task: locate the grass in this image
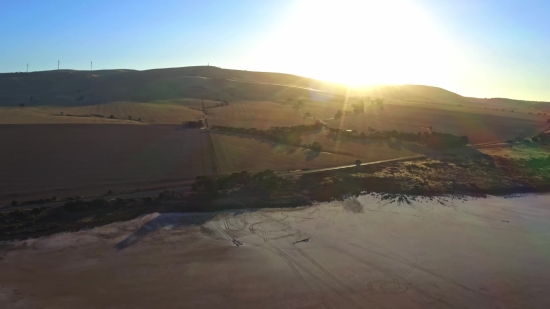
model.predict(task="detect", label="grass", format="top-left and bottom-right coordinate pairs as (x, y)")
top-left (207, 101), bottom-right (311, 129)
top-left (299, 128), bottom-right (418, 159)
top-left (210, 131), bottom-right (357, 175)
top-left (320, 102), bottom-right (547, 144)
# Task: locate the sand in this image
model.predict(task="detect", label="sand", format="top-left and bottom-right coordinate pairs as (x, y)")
top-left (1, 194), bottom-right (550, 308)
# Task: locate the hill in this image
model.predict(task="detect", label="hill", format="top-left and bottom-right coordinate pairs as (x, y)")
top-left (0, 66), bottom-right (344, 107)
top-left (2, 66), bottom-right (550, 111)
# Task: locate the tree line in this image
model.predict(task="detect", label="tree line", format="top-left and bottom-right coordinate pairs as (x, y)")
top-left (211, 122), bottom-right (324, 150)
top-left (211, 122), bottom-right (469, 150)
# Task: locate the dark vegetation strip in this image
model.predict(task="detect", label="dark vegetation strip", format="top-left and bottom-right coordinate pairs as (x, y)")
top-left (210, 122), bottom-right (469, 150)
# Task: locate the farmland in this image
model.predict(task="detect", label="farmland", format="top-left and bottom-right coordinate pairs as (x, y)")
top-left (0, 125), bottom-right (216, 204)
top-left (0, 101), bottom-right (204, 124)
top-left (210, 131), bottom-right (357, 175)
top-left (1, 66), bottom-right (550, 204)
top-left (299, 128), bottom-right (417, 159)
top-left (318, 101), bottom-right (548, 144)
top-left (207, 100), bottom-right (311, 129)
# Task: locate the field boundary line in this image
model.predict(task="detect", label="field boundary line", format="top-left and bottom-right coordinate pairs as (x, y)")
top-left (208, 131), bottom-right (222, 176)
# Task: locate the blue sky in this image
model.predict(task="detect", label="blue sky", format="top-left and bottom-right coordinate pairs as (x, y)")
top-left (1, 0), bottom-right (549, 101)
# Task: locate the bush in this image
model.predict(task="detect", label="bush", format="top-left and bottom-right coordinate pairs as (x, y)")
top-left (63, 200), bottom-right (85, 211)
top-left (307, 141), bottom-right (322, 152)
top-left (182, 120), bottom-right (204, 128)
top-left (88, 199), bottom-right (109, 208)
top-left (11, 200), bottom-right (18, 206)
top-left (355, 160), bottom-right (362, 166)
top-left (30, 207), bottom-right (43, 214)
top-left (63, 199), bottom-right (108, 211)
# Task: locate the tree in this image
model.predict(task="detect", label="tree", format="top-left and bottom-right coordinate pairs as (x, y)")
top-left (309, 141), bottom-right (322, 152)
top-left (293, 100), bottom-right (304, 110)
top-left (374, 98), bottom-right (385, 106)
top-left (128, 115), bottom-right (132, 120)
top-left (352, 100), bottom-right (365, 114)
top-left (334, 110), bottom-right (343, 119)
top-left (109, 115), bottom-right (114, 119)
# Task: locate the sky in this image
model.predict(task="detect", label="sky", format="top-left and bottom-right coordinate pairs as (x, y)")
top-left (1, 0), bottom-right (549, 101)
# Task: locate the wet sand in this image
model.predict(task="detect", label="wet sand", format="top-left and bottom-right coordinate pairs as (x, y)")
top-left (1, 194), bottom-right (550, 308)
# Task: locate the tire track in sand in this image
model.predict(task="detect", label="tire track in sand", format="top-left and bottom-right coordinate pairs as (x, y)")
top-left (346, 242), bottom-right (496, 303)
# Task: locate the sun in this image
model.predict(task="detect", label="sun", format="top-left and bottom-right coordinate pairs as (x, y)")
top-left (254, 0), bottom-right (457, 87)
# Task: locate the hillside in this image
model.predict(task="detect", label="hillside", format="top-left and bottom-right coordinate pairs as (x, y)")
top-left (2, 66), bottom-right (549, 110)
top-left (0, 66), bottom-right (345, 107)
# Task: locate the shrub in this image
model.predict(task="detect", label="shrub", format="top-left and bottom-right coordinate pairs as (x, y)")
top-left (11, 200), bottom-right (18, 206)
top-left (182, 120), bottom-right (204, 128)
top-left (63, 200), bottom-right (86, 211)
top-left (30, 207), bottom-right (43, 214)
top-left (307, 141), bottom-right (322, 152)
top-left (355, 160), bottom-right (362, 166)
top-left (88, 199), bottom-right (109, 208)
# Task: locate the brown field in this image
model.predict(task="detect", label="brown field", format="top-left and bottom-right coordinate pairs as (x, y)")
top-left (0, 101), bottom-right (204, 124)
top-left (316, 102), bottom-right (549, 144)
top-left (208, 101), bottom-right (311, 129)
top-left (299, 128), bottom-right (417, 159)
top-left (210, 131), bottom-right (358, 174)
top-left (0, 125), bottom-right (216, 204)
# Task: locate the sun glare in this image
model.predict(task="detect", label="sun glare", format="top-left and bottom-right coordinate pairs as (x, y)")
top-left (255, 0), bottom-right (457, 87)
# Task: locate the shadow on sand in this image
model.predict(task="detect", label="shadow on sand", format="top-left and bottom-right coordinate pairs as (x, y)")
top-left (114, 209), bottom-right (257, 251)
